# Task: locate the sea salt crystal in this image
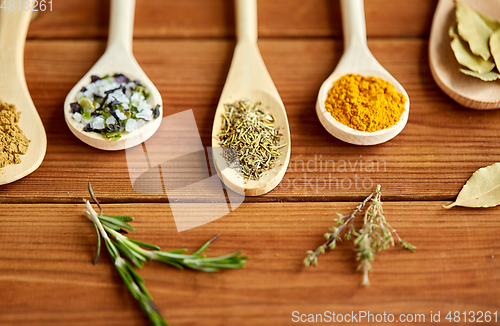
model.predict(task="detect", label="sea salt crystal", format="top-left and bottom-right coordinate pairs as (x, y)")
top-left (136, 109), bottom-right (152, 120)
top-left (99, 81), bottom-right (120, 96)
top-left (115, 110), bottom-right (127, 120)
top-left (80, 83), bottom-right (98, 99)
top-left (125, 119), bottom-right (139, 132)
top-left (111, 89), bottom-right (130, 105)
top-left (131, 92), bottom-right (145, 107)
top-left (72, 112), bottom-right (83, 123)
top-left (106, 116), bottom-right (117, 126)
top-left (137, 100), bottom-right (151, 112)
top-left (91, 115), bottom-right (105, 130)
top-left (136, 119), bottom-right (145, 128)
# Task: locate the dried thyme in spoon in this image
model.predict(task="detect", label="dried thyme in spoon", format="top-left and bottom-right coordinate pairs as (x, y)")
top-left (84, 183), bottom-right (248, 326)
top-left (218, 99), bottom-right (286, 180)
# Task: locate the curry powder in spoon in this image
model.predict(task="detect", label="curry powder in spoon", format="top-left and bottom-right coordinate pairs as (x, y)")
top-left (324, 74), bottom-right (406, 132)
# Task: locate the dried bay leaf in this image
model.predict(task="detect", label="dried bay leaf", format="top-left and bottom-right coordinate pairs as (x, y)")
top-left (479, 10), bottom-right (500, 31)
top-left (451, 37), bottom-right (495, 73)
top-left (490, 29), bottom-right (500, 68)
top-left (444, 163), bottom-right (500, 209)
top-left (456, 1), bottom-right (493, 61)
top-left (460, 68), bottom-right (500, 81)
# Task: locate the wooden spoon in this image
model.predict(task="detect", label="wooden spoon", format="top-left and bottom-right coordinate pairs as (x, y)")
top-left (64, 0), bottom-right (162, 150)
top-left (0, 10), bottom-right (46, 185)
top-left (211, 0), bottom-right (291, 196)
top-left (316, 0), bottom-right (410, 145)
top-left (430, 0), bottom-right (500, 110)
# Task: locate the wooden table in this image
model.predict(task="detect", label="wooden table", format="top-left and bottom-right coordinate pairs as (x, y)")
top-left (1, 1), bottom-right (500, 325)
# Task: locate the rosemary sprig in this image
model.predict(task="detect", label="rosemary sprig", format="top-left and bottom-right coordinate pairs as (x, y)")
top-left (304, 185), bottom-right (415, 286)
top-left (84, 199), bottom-right (166, 325)
top-left (84, 183), bottom-right (248, 326)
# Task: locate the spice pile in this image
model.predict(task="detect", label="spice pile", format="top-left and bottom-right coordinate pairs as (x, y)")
top-left (324, 74), bottom-right (406, 132)
top-left (218, 99), bottom-right (286, 180)
top-left (0, 100), bottom-right (30, 169)
top-left (450, 1), bottom-right (500, 81)
top-left (71, 74), bottom-right (160, 140)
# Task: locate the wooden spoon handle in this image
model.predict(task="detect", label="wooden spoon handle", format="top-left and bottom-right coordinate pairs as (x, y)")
top-left (0, 10), bottom-right (31, 76)
top-left (235, 0), bottom-right (258, 43)
top-left (107, 0), bottom-right (136, 53)
top-left (340, 0), bottom-right (368, 50)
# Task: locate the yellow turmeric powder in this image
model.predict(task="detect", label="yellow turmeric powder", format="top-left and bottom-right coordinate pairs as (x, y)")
top-left (324, 74), bottom-right (406, 132)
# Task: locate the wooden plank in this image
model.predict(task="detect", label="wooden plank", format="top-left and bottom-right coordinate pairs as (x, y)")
top-left (2, 39), bottom-right (499, 203)
top-left (27, 0), bottom-right (438, 39)
top-left (0, 201), bottom-right (499, 325)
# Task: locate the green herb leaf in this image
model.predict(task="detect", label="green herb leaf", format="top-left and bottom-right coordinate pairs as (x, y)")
top-left (456, 1), bottom-right (494, 61)
top-left (113, 240), bottom-right (145, 268)
top-left (79, 97), bottom-right (95, 112)
top-left (192, 234), bottom-right (219, 256)
top-left (401, 241), bottom-right (417, 251)
top-left (101, 219), bottom-right (122, 232)
top-left (87, 183), bottom-right (103, 216)
top-left (92, 221), bottom-right (101, 265)
top-left (303, 192), bottom-right (374, 267)
top-left (444, 162), bottom-right (500, 208)
top-left (102, 131), bottom-right (122, 141)
top-left (129, 238), bottom-right (161, 251)
top-left (102, 214), bottom-right (134, 222)
top-left (98, 214), bottom-right (135, 231)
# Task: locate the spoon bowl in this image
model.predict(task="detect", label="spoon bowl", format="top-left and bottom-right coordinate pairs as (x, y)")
top-left (429, 0), bottom-right (500, 110)
top-left (64, 0), bottom-right (162, 151)
top-left (316, 0), bottom-right (410, 146)
top-left (0, 10), bottom-right (46, 185)
top-left (211, 0), bottom-right (291, 196)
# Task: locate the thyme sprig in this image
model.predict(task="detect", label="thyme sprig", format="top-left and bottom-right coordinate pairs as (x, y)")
top-left (84, 183), bottom-right (248, 326)
top-left (304, 193), bottom-right (374, 266)
top-left (304, 185), bottom-right (415, 286)
top-left (354, 185), bottom-right (416, 286)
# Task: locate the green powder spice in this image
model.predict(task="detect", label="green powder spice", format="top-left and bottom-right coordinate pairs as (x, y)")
top-left (0, 100), bottom-right (30, 168)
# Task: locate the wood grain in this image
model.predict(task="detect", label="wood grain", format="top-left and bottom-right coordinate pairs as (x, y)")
top-left (0, 202), bottom-right (499, 326)
top-left (2, 2), bottom-right (500, 325)
top-left (27, 0), bottom-right (437, 39)
top-left (1, 39), bottom-right (499, 203)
